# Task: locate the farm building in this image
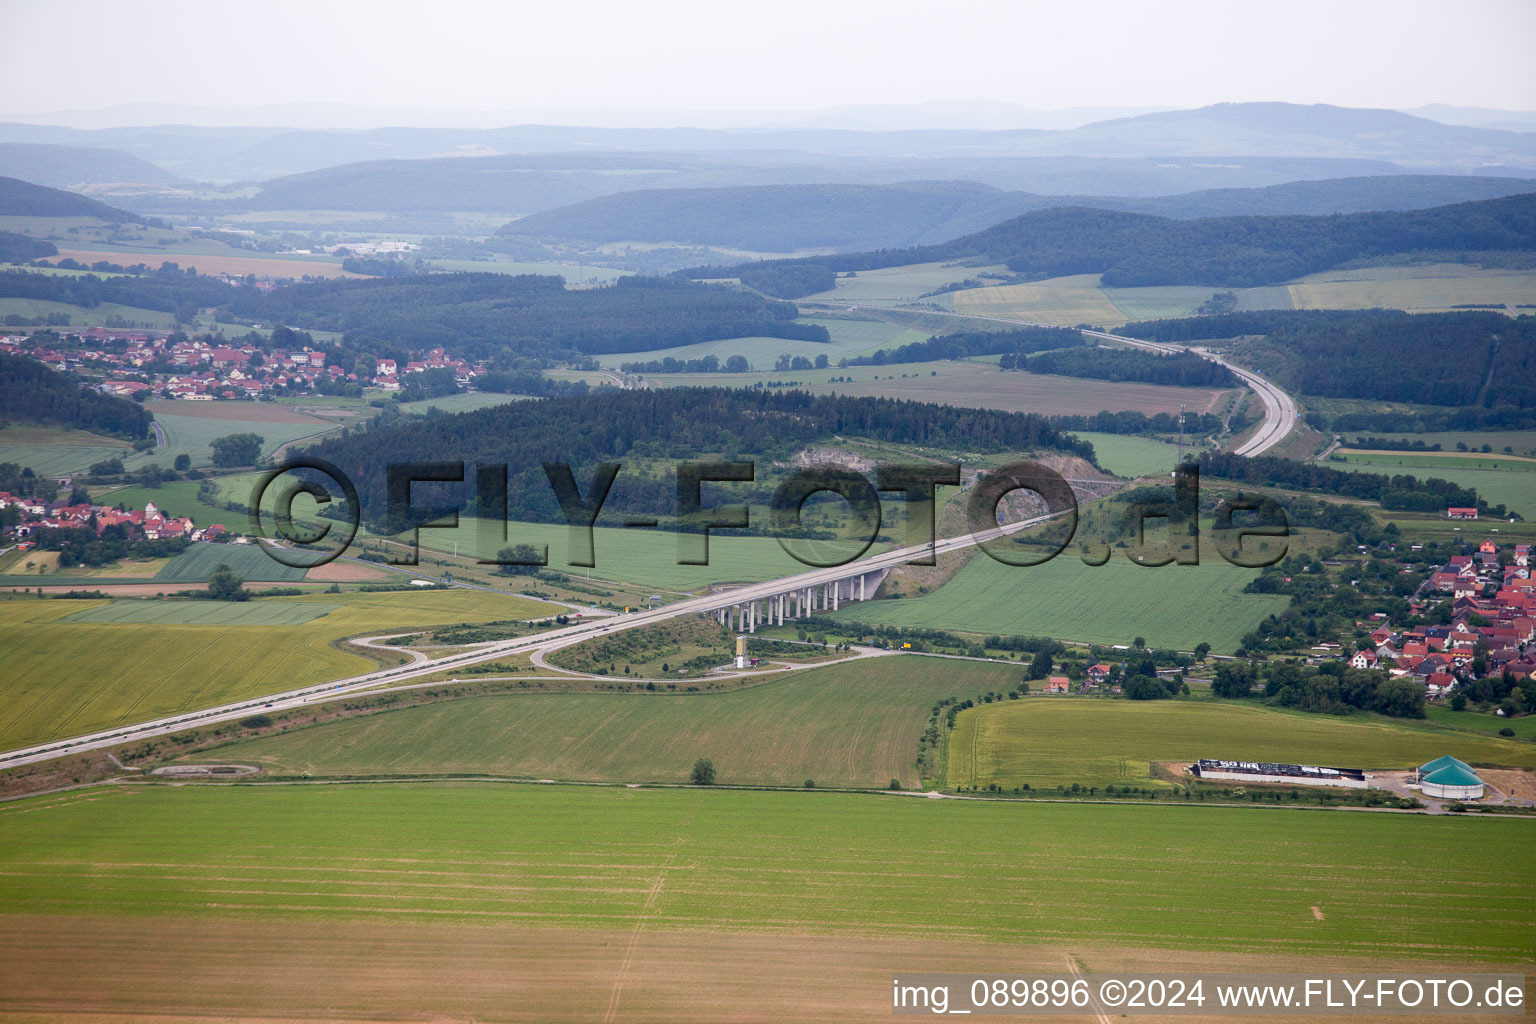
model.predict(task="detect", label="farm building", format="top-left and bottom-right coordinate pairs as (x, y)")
top-left (1193, 759), bottom-right (1369, 789)
top-left (1416, 755), bottom-right (1485, 800)
top-left (1447, 507), bottom-right (1479, 520)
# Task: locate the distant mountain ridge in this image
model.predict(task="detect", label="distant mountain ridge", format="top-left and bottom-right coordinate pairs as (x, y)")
top-left (500, 176), bottom-right (1536, 252)
top-left (2, 101), bottom-right (1534, 184)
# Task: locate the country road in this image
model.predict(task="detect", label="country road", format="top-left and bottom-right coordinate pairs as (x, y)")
top-left (831, 304), bottom-right (1299, 458)
top-left (0, 507), bottom-right (1072, 770)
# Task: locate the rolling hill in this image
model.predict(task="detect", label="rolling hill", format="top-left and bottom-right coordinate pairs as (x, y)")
top-left (690, 191), bottom-right (1536, 291)
top-left (0, 144), bottom-right (185, 190)
top-left (501, 176), bottom-right (1536, 252)
top-left (0, 174), bottom-right (150, 221)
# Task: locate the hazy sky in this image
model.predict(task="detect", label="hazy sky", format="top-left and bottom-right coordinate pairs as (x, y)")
top-left (3, 0), bottom-right (1534, 125)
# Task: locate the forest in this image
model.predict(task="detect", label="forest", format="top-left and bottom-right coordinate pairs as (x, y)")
top-left (841, 327), bottom-right (1081, 367)
top-left (216, 273), bottom-right (826, 361)
top-left (1127, 308), bottom-right (1536, 409)
top-left (0, 266), bottom-right (246, 319)
top-left (737, 264), bottom-right (836, 299)
top-left (0, 232), bottom-right (55, 263)
top-left (304, 387), bottom-right (1096, 530)
top-left (686, 192), bottom-right (1536, 289)
top-left (0, 353), bottom-right (154, 439)
top-left (1011, 346), bottom-right (1237, 387)
top-left (0, 174), bottom-right (146, 221)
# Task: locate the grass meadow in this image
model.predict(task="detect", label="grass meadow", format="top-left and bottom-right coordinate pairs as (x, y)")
top-left (188, 656), bottom-right (1007, 789)
top-left (636, 359), bottom-right (1232, 417)
top-left (398, 516), bottom-right (876, 590)
top-left (0, 588), bottom-right (560, 750)
top-left (0, 423), bottom-right (133, 477)
top-left (1286, 264), bottom-right (1536, 312)
top-left (1071, 431), bottom-right (1184, 477)
top-left (135, 407), bottom-right (343, 471)
top-left (834, 554), bottom-right (1290, 653)
top-left (0, 783), bottom-right (1529, 962)
top-left (1350, 430), bottom-right (1536, 458)
top-left (1327, 451), bottom-right (1536, 517)
top-left (946, 699), bottom-right (1536, 791)
top-left (591, 315), bottom-right (926, 370)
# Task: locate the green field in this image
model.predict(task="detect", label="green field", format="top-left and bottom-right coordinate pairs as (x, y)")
top-left (835, 554), bottom-right (1290, 653)
top-left (426, 258), bottom-right (631, 283)
top-left (590, 315), bottom-right (924, 371)
top-left (1328, 451), bottom-right (1536, 516)
top-left (93, 479), bottom-right (243, 534)
top-left (188, 656), bottom-right (1005, 789)
top-left (0, 534), bottom-right (304, 588)
top-left (0, 296), bottom-right (177, 329)
top-left (395, 392), bottom-right (534, 416)
top-left (401, 516), bottom-right (878, 590)
top-left (797, 261), bottom-right (1013, 304)
top-left (1071, 431), bottom-right (1184, 477)
top-left (63, 598), bottom-right (338, 625)
top-left (1349, 430), bottom-right (1536, 458)
top-left (1287, 263), bottom-right (1536, 313)
top-left (0, 442), bottom-right (129, 477)
top-left (0, 783), bottom-right (1530, 962)
top-left (0, 588), bottom-right (560, 750)
top-left (1425, 704), bottom-right (1536, 740)
top-left (0, 423), bottom-right (132, 477)
top-left (947, 699), bottom-right (1536, 791)
top-left (152, 542), bottom-right (311, 583)
top-left (134, 408), bottom-right (343, 471)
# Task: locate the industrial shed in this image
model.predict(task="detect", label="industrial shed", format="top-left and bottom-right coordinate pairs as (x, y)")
top-left (1416, 756), bottom-right (1486, 800)
top-left (1193, 759), bottom-right (1369, 789)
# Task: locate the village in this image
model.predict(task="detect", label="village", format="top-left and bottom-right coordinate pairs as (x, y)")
top-left (0, 327), bottom-right (482, 401)
top-left (0, 494), bottom-right (229, 547)
top-left (1352, 538), bottom-right (1536, 691)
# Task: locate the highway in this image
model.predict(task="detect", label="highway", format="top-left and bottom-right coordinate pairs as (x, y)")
top-left (833, 305), bottom-right (1298, 458)
top-left (1, 309), bottom-right (1298, 770)
top-left (0, 506), bottom-right (1072, 770)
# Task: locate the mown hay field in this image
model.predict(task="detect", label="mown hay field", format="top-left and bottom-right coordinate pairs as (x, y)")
top-left (946, 698), bottom-right (1536, 791)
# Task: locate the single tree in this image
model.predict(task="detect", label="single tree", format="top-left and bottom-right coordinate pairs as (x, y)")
top-left (206, 563), bottom-right (248, 602)
top-left (690, 758), bottom-right (716, 785)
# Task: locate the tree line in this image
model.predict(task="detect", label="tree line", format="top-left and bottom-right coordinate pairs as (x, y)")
top-left (0, 353), bottom-right (153, 439)
top-left (1212, 660), bottom-right (1425, 718)
top-left (842, 327), bottom-right (1082, 367)
top-left (1012, 346), bottom-right (1237, 387)
top-left (619, 354), bottom-right (751, 374)
top-left (1049, 409), bottom-right (1225, 436)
